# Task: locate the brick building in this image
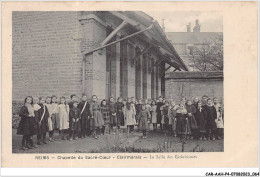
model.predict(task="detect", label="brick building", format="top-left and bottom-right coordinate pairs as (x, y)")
top-left (165, 71), bottom-right (223, 102)
top-left (12, 11), bottom-right (188, 104)
top-left (166, 20), bottom-right (223, 71)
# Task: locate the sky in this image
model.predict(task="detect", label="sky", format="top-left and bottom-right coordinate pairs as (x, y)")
top-left (144, 11), bottom-right (223, 32)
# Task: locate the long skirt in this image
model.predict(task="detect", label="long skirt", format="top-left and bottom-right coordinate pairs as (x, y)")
top-left (139, 117), bottom-right (148, 131)
top-left (189, 116), bottom-right (198, 130)
top-left (51, 113), bottom-right (60, 130)
top-left (176, 118), bottom-right (191, 135)
top-left (110, 114), bottom-right (117, 126)
top-left (151, 112), bottom-right (157, 124)
top-left (70, 120), bottom-right (81, 131)
top-left (116, 111), bottom-right (124, 126)
top-left (90, 110), bottom-right (104, 128)
top-left (17, 117), bottom-right (38, 136)
top-left (157, 113), bottom-right (162, 124)
top-left (172, 118), bottom-right (177, 133)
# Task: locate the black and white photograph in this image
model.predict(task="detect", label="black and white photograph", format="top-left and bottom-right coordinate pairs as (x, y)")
top-left (11, 11), bottom-right (224, 153)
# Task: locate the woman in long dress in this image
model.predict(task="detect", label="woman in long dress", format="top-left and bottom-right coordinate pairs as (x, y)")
top-left (125, 97), bottom-right (136, 134)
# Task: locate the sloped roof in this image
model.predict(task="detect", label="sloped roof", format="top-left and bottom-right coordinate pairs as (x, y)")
top-left (109, 11), bottom-right (188, 71)
top-left (166, 32), bottom-right (223, 44)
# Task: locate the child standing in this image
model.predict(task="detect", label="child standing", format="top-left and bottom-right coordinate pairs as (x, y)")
top-left (90, 95), bottom-right (104, 139)
top-left (69, 101), bottom-right (81, 140)
top-left (205, 98), bottom-right (217, 140)
top-left (37, 97), bottom-right (50, 145)
top-left (78, 94), bottom-right (91, 138)
top-left (138, 104), bottom-right (151, 139)
top-left (193, 97), bottom-right (200, 110)
top-left (136, 99), bottom-right (143, 132)
top-left (100, 99), bottom-right (110, 134)
top-left (58, 97), bottom-right (69, 140)
top-left (144, 99), bottom-right (152, 131)
top-left (161, 101), bottom-right (170, 134)
top-left (125, 98), bottom-right (136, 135)
top-left (150, 100), bottom-right (157, 131)
top-left (50, 95), bottom-right (59, 140)
top-left (176, 104), bottom-right (190, 142)
top-left (17, 96), bottom-right (38, 150)
top-left (156, 96), bottom-right (164, 132)
top-left (194, 101), bottom-right (207, 140)
top-left (215, 105), bottom-right (224, 140)
top-left (186, 99), bottom-right (198, 139)
top-left (45, 96), bottom-right (54, 142)
top-left (108, 97), bottom-right (117, 132)
top-left (168, 100), bottom-right (178, 137)
top-left (115, 97), bottom-right (125, 132)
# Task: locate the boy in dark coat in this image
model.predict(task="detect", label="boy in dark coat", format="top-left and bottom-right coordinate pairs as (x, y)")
top-left (156, 96), bottom-right (164, 132)
top-left (194, 101), bottom-right (207, 140)
top-left (37, 97), bottom-right (50, 145)
top-left (78, 94), bottom-right (91, 138)
top-left (205, 98), bottom-right (217, 140)
top-left (69, 101), bottom-right (81, 140)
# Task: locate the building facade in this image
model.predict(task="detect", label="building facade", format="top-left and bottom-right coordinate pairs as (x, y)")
top-left (12, 11), bottom-right (187, 103)
top-left (166, 20), bottom-right (223, 71)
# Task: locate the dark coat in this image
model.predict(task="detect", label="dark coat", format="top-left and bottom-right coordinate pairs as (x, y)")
top-left (69, 107), bottom-right (81, 131)
top-left (195, 107), bottom-right (207, 132)
top-left (138, 109), bottom-right (150, 130)
top-left (78, 101), bottom-right (91, 130)
top-left (176, 113), bottom-right (191, 135)
top-left (156, 102), bottom-right (164, 123)
top-left (108, 102), bottom-right (117, 126)
top-left (205, 105), bottom-right (217, 130)
top-left (115, 102), bottom-right (125, 126)
top-left (37, 104), bottom-right (50, 134)
top-left (17, 106), bottom-right (38, 136)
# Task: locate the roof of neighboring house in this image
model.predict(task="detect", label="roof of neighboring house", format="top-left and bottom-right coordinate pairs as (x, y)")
top-left (165, 71), bottom-right (223, 79)
top-left (166, 32), bottom-right (223, 45)
top-left (108, 11), bottom-right (188, 71)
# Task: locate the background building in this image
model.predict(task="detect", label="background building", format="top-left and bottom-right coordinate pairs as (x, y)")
top-left (12, 11), bottom-right (187, 103)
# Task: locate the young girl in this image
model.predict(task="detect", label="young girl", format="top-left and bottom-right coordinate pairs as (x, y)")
top-left (215, 105), bottom-right (224, 140)
top-left (205, 98), bottom-right (217, 140)
top-left (138, 104), bottom-right (151, 139)
top-left (50, 95), bottom-right (59, 140)
top-left (186, 99), bottom-right (198, 139)
top-left (69, 101), bottom-right (80, 140)
top-left (194, 101), bottom-right (207, 140)
top-left (17, 96), bottom-right (38, 150)
top-left (176, 104), bottom-right (190, 142)
top-left (115, 97), bottom-right (125, 132)
top-left (156, 96), bottom-right (164, 132)
top-left (37, 97), bottom-right (50, 145)
top-left (90, 95), bottom-right (104, 139)
top-left (130, 97), bottom-right (137, 132)
top-left (150, 100), bottom-right (157, 131)
top-left (108, 97), bottom-right (117, 132)
top-left (168, 100), bottom-right (178, 137)
top-left (45, 96), bottom-right (54, 142)
top-left (144, 99), bottom-right (152, 131)
top-left (135, 99), bottom-right (143, 132)
top-left (125, 97), bottom-right (136, 135)
top-left (58, 97), bottom-right (69, 140)
top-left (100, 99), bottom-right (110, 134)
top-left (161, 101), bottom-right (170, 134)
top-left (193, 97), bottom-right (200, 111)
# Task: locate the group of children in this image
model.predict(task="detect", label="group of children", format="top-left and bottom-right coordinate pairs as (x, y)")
top-left (17, 94), bottom-right (224, 150)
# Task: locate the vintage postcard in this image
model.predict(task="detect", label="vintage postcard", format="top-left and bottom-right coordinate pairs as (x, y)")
top-left (1, 1), bottom-right (258, 167)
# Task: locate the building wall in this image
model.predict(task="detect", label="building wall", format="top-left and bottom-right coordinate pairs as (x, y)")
top-left (12, 11), bottom-right (82, 102)
top-left (165, 78), bottom-right (223, 103)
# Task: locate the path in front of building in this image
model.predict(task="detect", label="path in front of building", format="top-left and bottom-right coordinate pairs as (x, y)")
top-left (12, 129), bottom-right (223, 153)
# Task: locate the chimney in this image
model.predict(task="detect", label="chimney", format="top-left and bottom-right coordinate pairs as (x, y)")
top-left (162, 19), bottom-right (165, 32)
top-left (193, 19), bottom-right (200, 32)
top-left (186, 23), bottom-right (191, 32)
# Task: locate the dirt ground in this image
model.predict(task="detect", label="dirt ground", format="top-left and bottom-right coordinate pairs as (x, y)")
top-left (12, 129), bottom-right (224, 153)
